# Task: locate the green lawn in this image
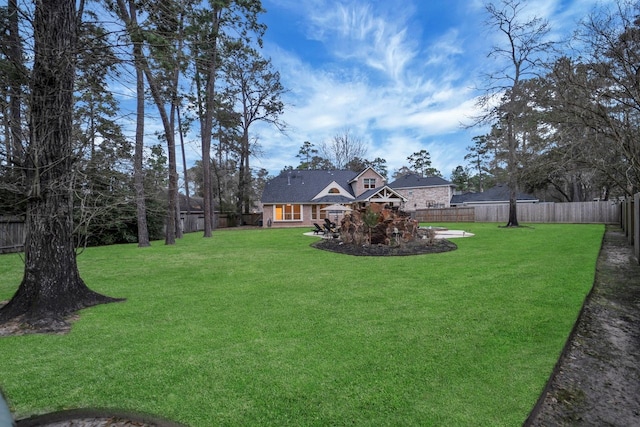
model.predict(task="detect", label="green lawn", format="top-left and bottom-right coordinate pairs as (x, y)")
top-left (0, 223), bottom-right (603, 426)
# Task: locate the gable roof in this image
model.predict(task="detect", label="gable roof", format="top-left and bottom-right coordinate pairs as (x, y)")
top-left (450, 184), bottom-right (538, 205)
top-left (388, 173), bottom-right (454, 189)
top-left (349, 166), bottom-right (385, 184)
top-left (261, 169), bottom-right (359, 204)
top-left (354, 186), bottom-right (407, 203)
top-left (312, 180), bottom-right (355, 201)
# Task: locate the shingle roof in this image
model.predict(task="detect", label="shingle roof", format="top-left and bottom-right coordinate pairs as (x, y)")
top-left (388, 173), bottom-right (454, 189)
top-left (172, 193), bottom-right (205, 212)
top-left (450, 184), bottom-right (538, 204)
top-left (312, 195), bottom-right (356, 203)
top-left (353, 186), bottom-right (407, 202)
top-left (355, 187), bottom-right (382, 201)
top-left (261, 169), bottom-right (359, 203)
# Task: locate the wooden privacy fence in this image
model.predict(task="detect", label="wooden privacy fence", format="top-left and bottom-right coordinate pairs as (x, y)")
top-left (4, 212), bottom-right (260, 251)
top-left (0, 216), bottom-right (25, 254)
top-left (620, 194), bottom-right (639, 263)
top-left (181, 213), bottom-right (205, 233)
top-left (474, 201), bottom-right (620, 224)
top-left (413, 207), bottom-right (475, 222)
top-left (415, 201), bottom-right (620, 224)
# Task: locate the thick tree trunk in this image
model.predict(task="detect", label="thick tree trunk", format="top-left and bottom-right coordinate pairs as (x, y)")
top-left (507, 186), bottom-right (519, 227)
top-left (0, 0), bottom-right (122, 328)
top-left (506, 160), bottom-right (519, 227)
top-left (0, 203), bottom-right (121, 325)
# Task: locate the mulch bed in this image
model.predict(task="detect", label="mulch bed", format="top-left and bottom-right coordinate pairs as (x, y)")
top-left (311, 237), bottom-right (457, 256)
top-left (15, 409), bottom-right (185, 426)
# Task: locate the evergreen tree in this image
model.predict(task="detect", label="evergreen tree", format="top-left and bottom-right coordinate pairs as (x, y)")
top-left (0, 0), bottom-right (122, 330)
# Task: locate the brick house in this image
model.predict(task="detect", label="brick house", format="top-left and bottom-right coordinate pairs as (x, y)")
top-left (261, 169), bottom-right (457, 227)
top-left (387, 173), bottom-right (457, 212)
top-left (260, 167), bottom-right (407, 228)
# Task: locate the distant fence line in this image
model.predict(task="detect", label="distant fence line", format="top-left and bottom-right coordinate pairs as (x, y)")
top-left (2, 212), bottom-right (262, 254)
top-left (475, 201), bottom-right (620, 224)
top-left (415, 201), bottom-right (620, 224)
top-left (2, 200), bottom-right (635, 259)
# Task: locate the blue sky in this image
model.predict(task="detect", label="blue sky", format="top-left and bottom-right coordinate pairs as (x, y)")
top-left (247, 0), bottom-right (603, 179)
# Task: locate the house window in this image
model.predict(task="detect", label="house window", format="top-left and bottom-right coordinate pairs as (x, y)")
top-left (274, 204), bottom-right (302, 221)
top-left (328, 188), bottom-right (340, 194)
top-left (364, 178), bottom-right (376, 189)
top-left (311, 205), bottom-right (329, 220)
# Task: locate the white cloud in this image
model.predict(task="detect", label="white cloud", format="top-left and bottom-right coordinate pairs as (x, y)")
top-left (256, 1), bottom-right (483, 176)
top-left (424, 29), bottom-right (464, 68)
top-left (252, 0), bottom-right (595, 178)
top-left (303, 0), bottom-right (418, 81)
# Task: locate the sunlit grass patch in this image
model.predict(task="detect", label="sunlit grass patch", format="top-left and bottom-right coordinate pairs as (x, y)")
top-left (0, 223), bottom-right (604, 426)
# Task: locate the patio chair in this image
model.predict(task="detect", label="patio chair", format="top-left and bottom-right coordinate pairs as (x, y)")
top-left (324, 218), bottom-right (336, 231)
top-left (322, 223), bottom-right (337, 238)
top-left (323, 222), bottom-right (340, 238)
top-left (312, 223), bottom-right (324, 235)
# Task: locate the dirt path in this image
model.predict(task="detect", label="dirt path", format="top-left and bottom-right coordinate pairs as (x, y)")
top-left (525, 226), bottom-right (640, 426)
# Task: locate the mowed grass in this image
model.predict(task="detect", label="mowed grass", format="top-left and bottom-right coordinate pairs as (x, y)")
top-left (0, 223), bottom-right (603, 426)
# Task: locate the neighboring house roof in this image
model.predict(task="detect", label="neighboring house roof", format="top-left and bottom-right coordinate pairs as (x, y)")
top-left (450, 184), bottom-right (539, 205)
top-left (388, 173), bottom-right (455, 189)
top-left (178, 194), bottom-right (205, 213)
top-left (261, 169), bottom-right (360, 203)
